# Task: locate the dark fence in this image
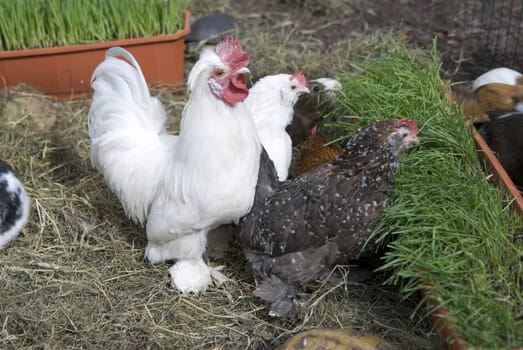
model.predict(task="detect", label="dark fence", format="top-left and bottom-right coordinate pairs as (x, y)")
top-left (441, 0), bottom-right (523, 80)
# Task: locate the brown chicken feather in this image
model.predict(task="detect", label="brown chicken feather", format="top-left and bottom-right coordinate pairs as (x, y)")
top-left (291, 126), bottom-right (342, 177)
top-left (239, 119), bottom-right (419, 317)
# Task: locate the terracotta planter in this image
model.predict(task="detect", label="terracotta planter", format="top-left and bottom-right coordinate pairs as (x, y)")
top-left (0, 10), bottom-right (190, 98)
top-left (420, 282), bottom-right (468, 350)
top-left (422, 280), bottom-right (523, 350)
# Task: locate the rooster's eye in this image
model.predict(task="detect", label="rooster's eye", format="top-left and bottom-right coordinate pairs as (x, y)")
top-left (291, 85), bottom-right (297, 90)
top-left (215, 69), bottom-right (225, 77)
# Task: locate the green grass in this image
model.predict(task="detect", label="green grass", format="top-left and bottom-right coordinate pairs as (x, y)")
top-left (0, 0), bottom-right (189, 51)
top-left (327, 39), bottom-right (523, 348)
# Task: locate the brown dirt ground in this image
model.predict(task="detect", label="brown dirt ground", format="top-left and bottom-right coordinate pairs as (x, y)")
top-left (217, 0), bottom-right (520, 82)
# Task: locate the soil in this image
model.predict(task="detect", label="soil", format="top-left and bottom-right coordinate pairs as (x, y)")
top-left (226, 0), bottom-right (522, 82)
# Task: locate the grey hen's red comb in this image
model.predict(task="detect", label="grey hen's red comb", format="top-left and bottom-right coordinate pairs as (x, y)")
top-left (215, 35), bottom-right (250, 70)
top-left (397, 118), bottom-right (418, 134)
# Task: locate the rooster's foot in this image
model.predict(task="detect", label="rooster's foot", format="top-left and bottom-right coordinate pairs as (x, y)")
top-left (169, 258), bottom-right (212, 294)
top-left (169, 259), bottom-right (230, 293)
top-left (209, 265), bottom-right (231, 287)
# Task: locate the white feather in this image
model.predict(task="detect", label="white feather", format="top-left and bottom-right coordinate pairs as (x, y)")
top-left (473, 67), bottom-right (522, 91)
top-left (245, 74), bottom-right (308, 181)
top-left (88, 46), bottom-right (261, 292)
top-left (88, 47), bottom-right (171, 224)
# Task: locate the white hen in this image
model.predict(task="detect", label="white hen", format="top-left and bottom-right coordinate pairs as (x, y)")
top-left (88, 37), bottom-right (261, 293)
top-left (245, 72), bottom-right (309, 181)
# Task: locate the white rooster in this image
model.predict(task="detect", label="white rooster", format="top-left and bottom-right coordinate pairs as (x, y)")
top-left (245, 72), bottom-right (309, 181)
top-left (88, 37), bottom-right (261, 293)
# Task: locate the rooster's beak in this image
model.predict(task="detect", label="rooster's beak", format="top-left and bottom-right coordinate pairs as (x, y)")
top-left (235, 67), bottom-right (251, 75)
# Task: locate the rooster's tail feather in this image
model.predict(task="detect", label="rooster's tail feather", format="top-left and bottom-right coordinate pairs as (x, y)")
top-left (88, 47), bottom-right (174, 224)
top-left (88, 47), bottom-right (167, 138)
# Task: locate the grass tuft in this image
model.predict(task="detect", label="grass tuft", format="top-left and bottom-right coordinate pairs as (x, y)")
top-left (0, 0), bottom-right (189, 51)
top-left (328, 37), bottom-right (523, 348)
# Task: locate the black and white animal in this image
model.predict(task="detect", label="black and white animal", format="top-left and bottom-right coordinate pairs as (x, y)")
top-left (0, 159), bottom-right (31, 249)
top-left (239, 119), bottom-right (419, 317)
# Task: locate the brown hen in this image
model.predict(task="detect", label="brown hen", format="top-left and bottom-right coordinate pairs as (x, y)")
top-left (288, 77), bottom-right (344, 177)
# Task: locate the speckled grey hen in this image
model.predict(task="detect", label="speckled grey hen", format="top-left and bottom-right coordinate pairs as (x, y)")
top-left (239, 119), bottom-right (419, 317)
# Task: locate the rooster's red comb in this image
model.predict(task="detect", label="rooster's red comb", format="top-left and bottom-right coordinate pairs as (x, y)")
top-left (215, 35), bottom-right (250, 70)
top-left (397, 118), bottom-right (418, 134)
top-left (290, 71), bottom-right (307, 86)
